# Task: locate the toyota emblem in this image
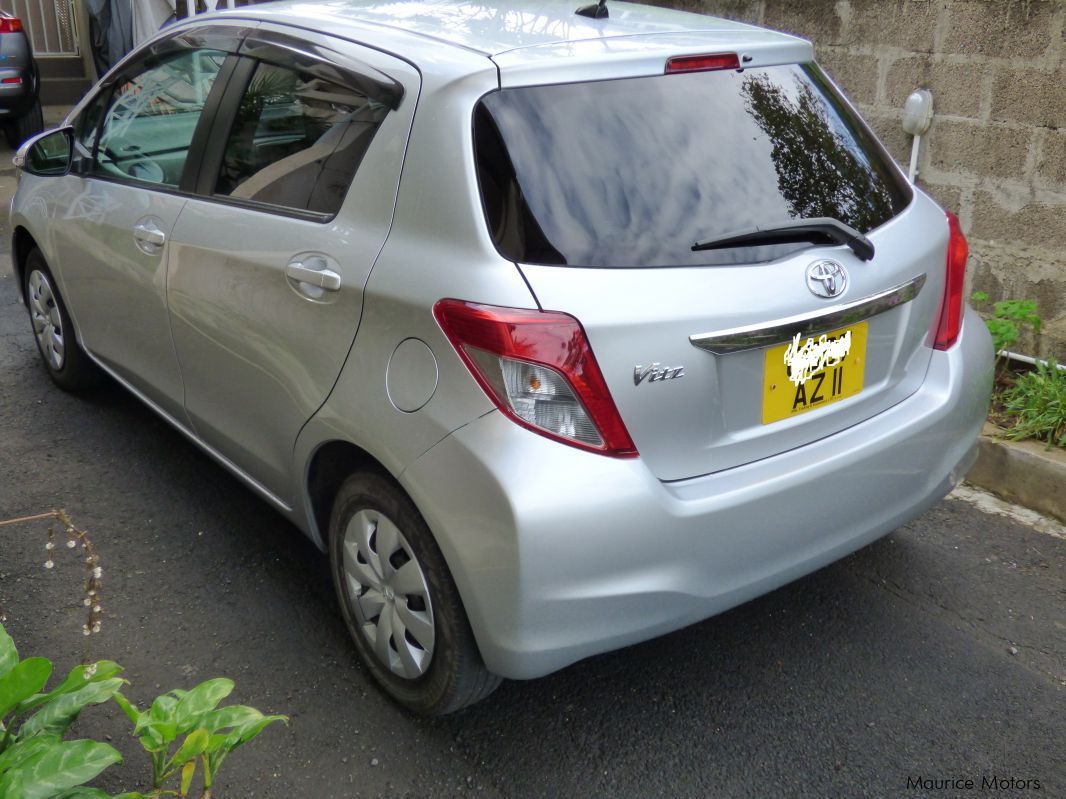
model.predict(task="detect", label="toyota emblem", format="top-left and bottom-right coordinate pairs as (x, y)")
top-left (805, 260), bottom-right (849, 299)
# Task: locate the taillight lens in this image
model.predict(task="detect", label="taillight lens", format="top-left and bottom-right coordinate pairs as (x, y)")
top-left (433, 299), bottom-right (638, 458)
top-left (934, 211), bottom-right (968, 350)
top-left (665, 53), bottom-right (740, 74)
top-left (0, 17), bottom-right (23, 33)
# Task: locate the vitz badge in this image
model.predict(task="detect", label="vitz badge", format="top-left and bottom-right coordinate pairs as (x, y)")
top-left (634, 363), bottom-right (685, 386)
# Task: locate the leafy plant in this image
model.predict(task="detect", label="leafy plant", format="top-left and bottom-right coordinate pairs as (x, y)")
top-left (113, 680), bottom-right (286, 799)
top-left (0, 624), bottom-right (126, 799)
top-left (1, 512), bottom-right (287, 798)
top-left (971, 291), bottom-right (1042, 368)
top-left (1002, 358), bottom-right (1066, 449)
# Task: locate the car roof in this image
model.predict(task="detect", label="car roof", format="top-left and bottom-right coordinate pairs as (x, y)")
top-left (237, 0), bottom-right (805, 58)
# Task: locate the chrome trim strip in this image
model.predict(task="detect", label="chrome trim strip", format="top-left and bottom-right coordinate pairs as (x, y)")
top-left (689, 273), bottom-right (927, 355)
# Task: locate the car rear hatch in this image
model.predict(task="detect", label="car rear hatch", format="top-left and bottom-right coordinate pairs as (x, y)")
top-left (473, 57), bottom-right (948, 482)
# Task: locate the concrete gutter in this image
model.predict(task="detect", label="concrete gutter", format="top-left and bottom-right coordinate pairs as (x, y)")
top-left (965, 423), bottom-right (1066, 524)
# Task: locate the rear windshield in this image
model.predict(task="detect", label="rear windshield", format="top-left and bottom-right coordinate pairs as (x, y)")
top-left (474, 63), bottom-right (911, 268)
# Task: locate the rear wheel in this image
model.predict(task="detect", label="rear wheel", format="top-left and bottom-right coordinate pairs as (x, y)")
top-left (5, 98), bottom-right (43, 148)
top-left (23, 249), bottom-right (101, 391)
top-left (329, 472), bottom-right (501, 715)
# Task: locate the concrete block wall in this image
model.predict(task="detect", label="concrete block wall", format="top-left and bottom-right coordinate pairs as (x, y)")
top-left (651, 0), bottom-right (1066, 359)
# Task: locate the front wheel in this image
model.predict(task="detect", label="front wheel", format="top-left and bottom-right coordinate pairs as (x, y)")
top-left (23, 249), bottom-right (102, 391)
top-left (329, 472), bottom-right (501, 715)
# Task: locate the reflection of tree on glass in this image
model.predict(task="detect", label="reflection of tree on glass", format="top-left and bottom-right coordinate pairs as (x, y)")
top-left (740, 71), bottom-right (896, 232)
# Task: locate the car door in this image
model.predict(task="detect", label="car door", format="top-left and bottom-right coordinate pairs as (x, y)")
top-left (51, 41), bottom-right (239, 421)
top-left (166, 27), bottom-right (419, 501)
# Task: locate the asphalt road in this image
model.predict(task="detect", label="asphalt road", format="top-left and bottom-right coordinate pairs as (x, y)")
top-left (0, 148), bottom-right (1063, 799)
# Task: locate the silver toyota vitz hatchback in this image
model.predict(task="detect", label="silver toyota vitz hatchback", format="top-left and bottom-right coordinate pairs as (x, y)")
top-left (11, 0), bottom-right (993, 713)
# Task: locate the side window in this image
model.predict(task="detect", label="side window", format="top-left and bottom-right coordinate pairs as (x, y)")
top-left (94, 49), bottom-right (227, 187)
top-left (215, 61), bottom-right (388, 215)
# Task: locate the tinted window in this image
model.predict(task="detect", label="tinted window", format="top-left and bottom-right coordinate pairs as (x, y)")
top-left (94, 49), bottom-right (227, 187)
top-left (214, 61), bottom-right (388, 215)
top-left (475, 64), bottom-right (911, 267)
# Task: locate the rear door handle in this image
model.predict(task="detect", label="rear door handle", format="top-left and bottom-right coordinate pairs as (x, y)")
top-left (133, 220), bottom-right (166, 248)
top-left (285, 257), bottom-right (341, 292)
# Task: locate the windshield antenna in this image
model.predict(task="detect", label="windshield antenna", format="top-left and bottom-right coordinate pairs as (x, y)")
top-left (576, 0), bottom-right (608, 19)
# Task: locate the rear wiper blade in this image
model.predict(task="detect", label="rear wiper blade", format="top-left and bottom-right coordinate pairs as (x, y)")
top-left (691, 217), bottom-right (875, 261)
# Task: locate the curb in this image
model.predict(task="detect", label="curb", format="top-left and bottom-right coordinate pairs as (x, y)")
top-left (965, 422), bottom-right (1066, 524)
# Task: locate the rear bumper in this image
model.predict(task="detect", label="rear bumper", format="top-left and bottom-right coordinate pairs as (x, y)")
top-left (0, 66), bottom-right (37, 115)
top-left (401, 308), bottom-right (993, 679)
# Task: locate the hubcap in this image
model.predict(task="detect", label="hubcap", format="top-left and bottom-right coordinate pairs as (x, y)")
top-left (27, 269), bottom-right (64, 371)
top-left (342, 509), bottom-right (435, 679)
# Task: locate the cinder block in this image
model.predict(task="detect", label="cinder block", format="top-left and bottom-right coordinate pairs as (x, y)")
top-left (846, 0), bottom-right (938, 53)
top-left (928, 120), bottom-right (1031, 179)
top-left (763, 0), bottom-right (843, 44)
top-left (923, 183), bottom-right (963, 215)
top-left (1040, 315), bottom-right (1066, 360)
top-left (970, 192), bottom-right (1066, 246)
top-left (991, 67), bottom-right (1066, 128)
top-left (686, 0), bottom-right (764, 24)
top-left (886, 57), bottom-right (984, 118)
top-left (1036, 131), bottom-right (1066, 187)
top-left (968, 243), bottom-right (1066, 359)
top-left (817, 48), bottom-right (880, 105)
top-left (865, 110), bottom-right (912, 166)
top-left (942, 0), bottom-right (1055, 59)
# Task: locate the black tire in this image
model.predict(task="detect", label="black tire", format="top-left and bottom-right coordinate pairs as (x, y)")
top-left (23, 248), bottom-right (102, 391)
top-left (329, 471), bottom-right (501, 715)
top-left (5, 98), bottom-right (43, 149)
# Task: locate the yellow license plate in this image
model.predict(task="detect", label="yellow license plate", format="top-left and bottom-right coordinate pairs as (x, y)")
top-left (761, 322), bottom-right (867, 425)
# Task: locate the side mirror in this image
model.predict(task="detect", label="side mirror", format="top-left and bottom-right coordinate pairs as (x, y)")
top-left (13, 126), bottom-right (74, 177)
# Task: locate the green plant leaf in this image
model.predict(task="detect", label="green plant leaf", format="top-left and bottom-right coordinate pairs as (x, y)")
top-left (1003, 358), bottom-right (1066, 449)
top-left (205, 712), bottom-right (286, 778)
top-left (128, 694), bottom-right (177, 749)
top-left (135, 724), bottom-right (168, 754)
top-left (111, 693), bottom-right (139, 725)
top-left (141, 694), bottom-right (178, 735)
top-left (0, 735), bottom-right (61, 776)
top-left (196, 705), bottom-right (263, 735)
top-left (2, 739), bottom-right (121, 799)
top-left (217, 714), bottom-right (286, 760)
top-left (165, 729), bottom-right (209, 774)
top-left (18, 679), bottom-right (125, 740)
top-left (984, 317), bottom-right (1019, 352)
top-left (0, 658), bottom-right (53, 721)
top-left (234, 714), bottom-right (286, 748)
top-left (970, 290), bottom-right (989, 304)
top-left (0, 625), bottom-right (18, 680)
top-left (172, 680), bottom-right (233, 735)
top-left (15, 663), bottom-right (124, 718)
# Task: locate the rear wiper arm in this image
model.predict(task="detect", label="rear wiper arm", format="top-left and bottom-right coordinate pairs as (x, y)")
top-left (691, 217), bottom-right (875, 261)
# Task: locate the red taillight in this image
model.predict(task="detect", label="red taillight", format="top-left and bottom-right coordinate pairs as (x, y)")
top-left (433, 299), bottom-right (638, 458)
top-left (665, 53), bottom-right (740, 74)
top-left (0, 17), bottom-right (23, 33)
top-left (1, 77), bottom-right (21, 85)
top-left (933, 211), bottom-right (968, 350)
